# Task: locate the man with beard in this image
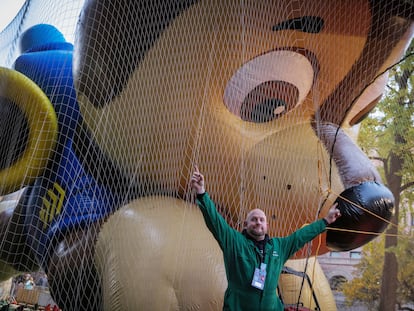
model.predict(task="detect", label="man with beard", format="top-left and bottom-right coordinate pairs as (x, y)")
top-left (190, 166), bottom-right (341, 311)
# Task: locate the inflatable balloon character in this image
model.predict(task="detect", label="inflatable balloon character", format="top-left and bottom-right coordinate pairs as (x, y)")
top-left (0, 0), bottom-right (413, 310)
top-left (0, 23), bottom-right (122, 308)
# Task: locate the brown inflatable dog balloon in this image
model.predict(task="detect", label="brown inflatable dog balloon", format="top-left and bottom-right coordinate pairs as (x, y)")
top-left (0, 1), bottom-right (412, 310)
top-left (70, 0), bottom-right (412, 309)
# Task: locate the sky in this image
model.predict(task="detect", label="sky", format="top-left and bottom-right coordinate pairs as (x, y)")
top-left (0, 0), bottom-right (26, 31)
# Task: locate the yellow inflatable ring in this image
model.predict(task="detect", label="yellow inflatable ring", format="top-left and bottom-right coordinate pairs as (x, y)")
top-left (0, 67), bottom-right (58, 195)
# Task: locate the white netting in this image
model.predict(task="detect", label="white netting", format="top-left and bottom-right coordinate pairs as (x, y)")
top-left (0, 0), bottom-right (412, 310)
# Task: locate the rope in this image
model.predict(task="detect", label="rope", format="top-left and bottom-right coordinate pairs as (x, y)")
top-left (326, 227), bottom-right (403, 238)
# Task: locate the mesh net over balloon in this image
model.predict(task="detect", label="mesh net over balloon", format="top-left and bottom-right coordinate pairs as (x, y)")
top-left (0, 0), bottom-right (412, 310)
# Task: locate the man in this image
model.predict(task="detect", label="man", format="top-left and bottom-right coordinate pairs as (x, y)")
top-left (190, 166), bottom-right (341, 311)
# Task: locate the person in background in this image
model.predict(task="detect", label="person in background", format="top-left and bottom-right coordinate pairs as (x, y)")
top-left (23, 275), bottom-right (34, 290)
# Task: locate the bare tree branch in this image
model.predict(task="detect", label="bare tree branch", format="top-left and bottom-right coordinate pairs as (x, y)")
top-left (400, 181), bottom-right (414, 192)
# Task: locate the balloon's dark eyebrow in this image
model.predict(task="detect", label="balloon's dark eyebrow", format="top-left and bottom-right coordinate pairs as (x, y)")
top-left (272, 16), bottom-right (324, 34)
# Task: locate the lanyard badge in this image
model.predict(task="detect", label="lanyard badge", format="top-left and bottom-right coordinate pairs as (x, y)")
top-left (251, 263), bottom-right (267, 290)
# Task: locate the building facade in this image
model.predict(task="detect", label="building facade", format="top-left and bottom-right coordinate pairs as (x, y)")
top-left (318, 248), bottom-right (362, 290)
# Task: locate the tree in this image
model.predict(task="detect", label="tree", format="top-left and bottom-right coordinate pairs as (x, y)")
top-left (343, 234), bottom-right (414, 310)
top-left (355, 39), bottom-right (414, 310)
top-left (393, 235), bottom-right (414, 309)
top-left (342, 238), bottom-right (384, 310)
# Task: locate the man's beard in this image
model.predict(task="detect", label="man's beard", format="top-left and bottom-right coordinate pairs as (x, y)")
top-left (250, 227), bottom-right (264, 236)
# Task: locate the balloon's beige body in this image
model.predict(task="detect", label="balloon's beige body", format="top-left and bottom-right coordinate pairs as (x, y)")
top-left (97, 197), bottom-right (335, 310)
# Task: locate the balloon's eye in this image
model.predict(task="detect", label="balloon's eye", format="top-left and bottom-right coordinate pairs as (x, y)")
top-left (224, 50), bottom-right (314, 123)
top-left (240, 81), bottom-right (299, 123)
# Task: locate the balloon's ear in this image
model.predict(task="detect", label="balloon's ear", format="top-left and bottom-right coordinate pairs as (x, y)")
top-left (326, 181), bottom-right (394, 251)
top-left (0, 67), bottom-right (58, 195)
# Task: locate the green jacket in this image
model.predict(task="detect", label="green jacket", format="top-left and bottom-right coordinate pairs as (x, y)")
top-left (196, 192), bottom-right (326, 311)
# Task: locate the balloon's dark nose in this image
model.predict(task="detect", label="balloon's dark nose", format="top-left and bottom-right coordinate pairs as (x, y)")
top-left (327, 181), bottom-right (394, 251)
